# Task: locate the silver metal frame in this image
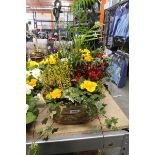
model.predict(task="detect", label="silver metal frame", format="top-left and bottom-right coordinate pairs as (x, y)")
top-left (26, 130), bottom-right (129, 155)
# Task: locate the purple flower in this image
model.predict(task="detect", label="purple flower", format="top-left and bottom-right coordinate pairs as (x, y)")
top-left (50, 48), bottom-right (57, 53)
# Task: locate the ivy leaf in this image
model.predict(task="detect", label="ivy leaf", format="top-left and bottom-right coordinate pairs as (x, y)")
top-left (42, 117), bottom-right (48, 125)
top-left (45, 126), bottom-right (59, 134)
top-left (52, 128), bottom-right (59, 134)
top-left (26, 112), bottom-right (37, 124)
top-left (46, 126), bottom-right (53, 132)
top-left (43, 135), bottom-right (49, 141)
top-left (28, 143), bottom-right (40, 155)
top-left (100, 107), bottom-right (106, 115)
top-left (111, 117), bottom-right (118, 125)
top-left (112, 126), bottom-right (118, 131)
top-left (105, 118), bottom-right (112, 129)
top-left (105, 117), bottom-right (118, 130)
top-left (38, 130), bottom-right (43, 136)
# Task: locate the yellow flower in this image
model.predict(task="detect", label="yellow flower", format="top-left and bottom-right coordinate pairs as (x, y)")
top-left (50, 89), bottom-right (62, 99)
top-left (39, 60), bottom-right (45, 65)
top-left (53, 53), bottom-right (58, 58)
top-left (49, 55), bottom-right (56, 65)
top-left (80, 83), bottom-right (85, 90)
top-left (83, 54), bottom-right (93, 62)
top-left (83, 49), bottom-right (90, 54)
top-left (29, 61), bottom-right (39, 68)
top-left (40, 58), bottom-right (49, 65)
top-left (80, 49), bottom-right (90, 55)
top-left (45, 94), bottom-right (51, 100)
top-left (44, 58), bottom-right (49, 64)
top-left (80, 80), bottom-right (97, 92)
top-left (27, 79), bottom-right (37, 87)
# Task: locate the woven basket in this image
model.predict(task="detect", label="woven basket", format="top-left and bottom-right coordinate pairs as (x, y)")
top-left (41, 88), bottom-right (98, 125)
top-left (53, 104), bottom-right (97, 125)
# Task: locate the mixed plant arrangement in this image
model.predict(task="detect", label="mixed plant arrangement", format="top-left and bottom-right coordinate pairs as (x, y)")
top-left (30, 45), bottom-right (110, 118)
top-left (26, 1), bottom-right (119, 154)
top-left (25, 46), bottom-right (119, 155)
top-left (26, 45), bottom-right (113, 124)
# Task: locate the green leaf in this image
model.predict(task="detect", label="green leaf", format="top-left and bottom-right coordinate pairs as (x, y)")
top-left (112, 126), bottom-right (118, 131)
top-left (45, 126), bottom-right (59, 134)
top-left (42, 117), bottom-right (48, 125)
top-left (43, 135), bottom-right (49, 141)
top-left (111, 117), bottom-right (118, 125)
top-left (26, 112), bottom-right (37, 124)
top-left (105, 117), bottom-right (118, 130)
top-left (52, 128), bottom-right (59, 134)
top-left (28, 143), bottom-right (40, 155)
top-left (38, 130), bottom-right (43, 136)
top-left (46, 126), bottom-right (53, 132)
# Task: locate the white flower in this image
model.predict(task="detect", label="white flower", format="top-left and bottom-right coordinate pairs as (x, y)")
top-left (37, 93), bottom-right (46, 103)
top-left (37, 93), bottom-right (42, 99)
top-left (48, 46), bottom-right (51, 50)
top-left (31, 68), bottom-right (41, 79)
top-left (26, 71), bottom-right (31, 78)
top-left (26, 104), bottom-right (29, 113)
top-left (26, 84), bottom-right (33, 95)
top-left (61, 58), bottom-right (68, 62)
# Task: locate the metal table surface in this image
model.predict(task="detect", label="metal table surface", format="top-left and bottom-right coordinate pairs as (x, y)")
top-left (26, 129), bottom-right (129, 155)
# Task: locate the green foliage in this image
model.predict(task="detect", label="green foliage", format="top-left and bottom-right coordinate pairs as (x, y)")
top-left (63, 87), bottom-right (83, 104)
top-left (66, 0), bottom-right (101, 50)
top-left (27, 143), bottom-right (40, 155)
top-left (91, 48), bottom-right (104, 57)
top-left (38, 126), bottom-right (58, 141)
top-left (62, 85), bottom-right (104, 106)
top-left (67, 22), bottom-right (100, 50)
top-left (58, 48), bottom-right (83, 69)
top-left (26, 95), bottom-right (38, 107)
top-left (26, 95), bottom-right (39, 116)
top-left (96, 100), bottom-right (106, 116)
top-left (98, 150), bottom-right (106, 155)
top-left (26, 112), bottom-right (37, 124)
top-left (42, 117), bottom-right (48, 125)
top-left (71, 0), bottom-right (97, 16)
top-left (47, 101), bottom-right (62, 112)
top-left (34, 82), bottom-right (43, 96)
top-left (26, 95), bottom-right (39, 124)
top-left (105, 117), bottom-right (118, 130)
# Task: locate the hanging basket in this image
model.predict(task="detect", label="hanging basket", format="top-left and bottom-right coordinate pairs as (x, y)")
top-left (53, 104), bottom-right (97, 125)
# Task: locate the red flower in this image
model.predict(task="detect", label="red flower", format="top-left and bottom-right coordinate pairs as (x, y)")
top-left (75, 72), bottom-right (81, 81)
top-left (87, 68), bottom-right (103, 81)
top-left (97, 53), bottom-right (104, 59)
top-left (100, 63), bottom-right (105, 69)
